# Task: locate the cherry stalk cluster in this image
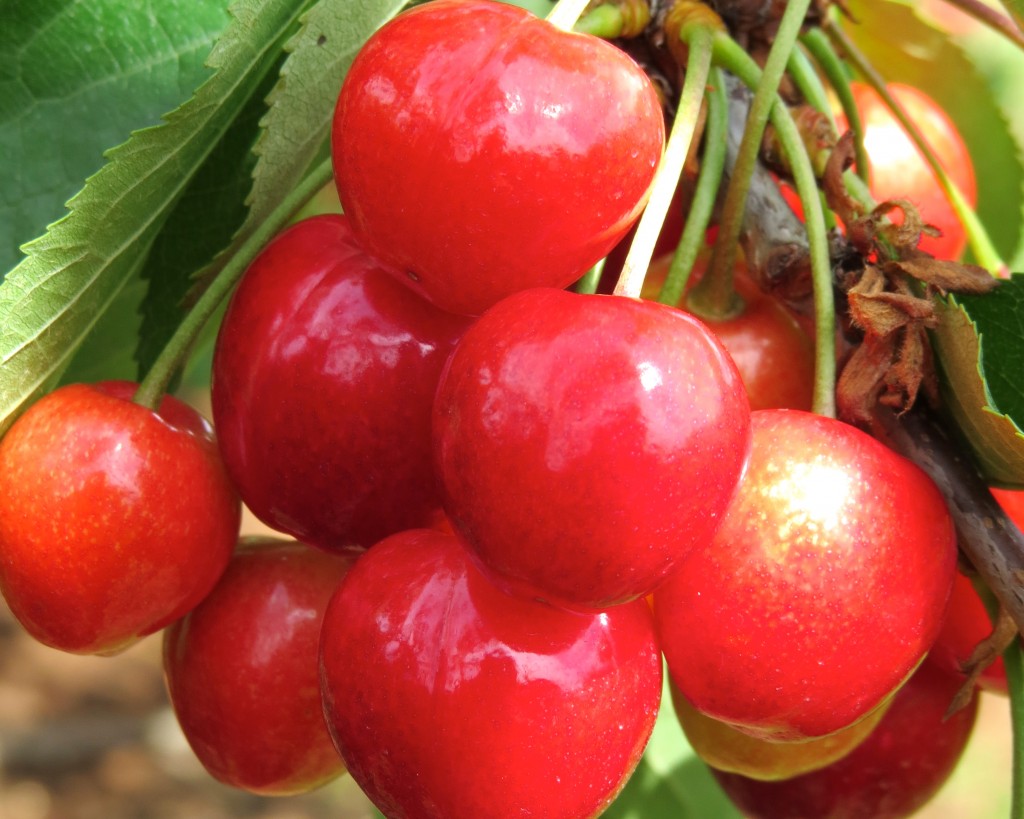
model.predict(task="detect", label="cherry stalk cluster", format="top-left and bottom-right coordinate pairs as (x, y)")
top-left (0, 1), bottom-right (1021, 817)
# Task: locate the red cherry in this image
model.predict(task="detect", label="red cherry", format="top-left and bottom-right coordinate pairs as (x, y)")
top-left (927, 570), bottom-right (1007, 694)
top-left (643, 255), bottom-right (815, 411)
top-left (433, 288), bottom-right (751, 610)
top-left (654, 409), bottom-right (958, 740)
top-left (843, 82), bottom-right (976, 260)
top-left (164, 537), bottom-right (354, 795)
top-left (712, 661), bottom-right (979, 819)
top-left (332, 0), bottom-right (665, 316)
top-left (212, 214), bottom-right (468, 551)
top-left (0, 382), bottom-right (240, 654)
top-left (319, 529), bottom-right (662, 819)
top-left (992, 486), bottom-right (1024, 531)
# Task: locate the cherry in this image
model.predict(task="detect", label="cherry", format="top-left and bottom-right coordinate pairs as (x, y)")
top-left (164, 537), bottom-right (354, 795)
top-left (712, 660), bottom-right (979, 819)
top-left (212, 214), bottom-right (468, 551)
top-left (644, 255), bottom-right (815, 411)
top-left (332, 0), bottom-right (665, 316)
top-left (927, 570), bottom-right (1007, 694)
top-left (992, 486), bottom-right (1024, 530)
top-left (654, 409), bottom-right (958, 740)
top-left (318, 528), bottom-right (662, 819)
top-left (671, 681), bottom-right (888, 782)
top-left (0, 381), bottom-right (240, 655)
top-left (433, 288), bottom-right (752, 610)
top-left (843, 82), bottom-right (976, 260)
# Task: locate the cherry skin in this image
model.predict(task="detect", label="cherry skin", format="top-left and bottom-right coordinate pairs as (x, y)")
top-left (670, 681), bottom-right (888, 782)
top-left (212, 214), bottom-right (468, 552)
top-left (164, 537), bottom-right (354, 796)
top-left (927, 570), bottom-right (1007, 694)
top-left (0, 381), bottom-right (240, 655)
top-left (712, 661), bottom-right (979, 819)
top-left (433, 288), bottom-right (752, 610)
top-left (318, 529), bottom-right (662, 819)
top-left (643, 255), bottom-right (815, 411)
top-left (332, 0), bottom-right (665, 316)
top-left (844, 82), bottom-right (976, 260)
top-left (654, 409), bottom-right (958, 740)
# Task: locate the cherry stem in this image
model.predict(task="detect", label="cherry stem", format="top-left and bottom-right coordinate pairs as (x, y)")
top-left (998, 0), bottom-right (1024, 32)
top-left (658, 66), bottom-right (728, 307)
top-left (613, 24), bottom-right (714, 300)
top-left (787, 45), bottom-right (838, 132)
top-left (704, 33), bottom-right (836, 418)
top-left (692, 0), bottom-right (812, 323)
top-left (575, 258), bottom-right (605, 294)
top-left (800, 28), bottom-right (870, 186)
top-left (950, 0), bottom-right (1024, 48)
top-left (1007, 639), bottom-right (1024, 819)
top-left (573, 4), bottom-right (626, 37)
top-left (546, 0), bottom-right (594, 31)
top-left (825, 23), bottom-right (1008, 275)
top-left (133, 157), bottom-right (335, 410)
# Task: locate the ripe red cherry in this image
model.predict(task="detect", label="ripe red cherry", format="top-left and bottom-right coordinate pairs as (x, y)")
top-left (212, 214), bottom-right (468, 551)
top-left (928, 570), bottom-right (1007, 694)
top-left (644, 255), bottom-right (815, 411)
top-left (654, 409), bottom-right (958, 740)
top-left (712, 661), bottom-right (979, 819)
top-left (164, 537), bottom-right (354, 795)
top-left (0, 381), bottom-right (240, 654)
top-left (332, 0), bottom-right (665, 316)
top-left (843, 82), bottom-right (976, 260)
top-left (433, 288), bottom-right (751, 610)
top-left (319, 529), bottom-right (662, 819)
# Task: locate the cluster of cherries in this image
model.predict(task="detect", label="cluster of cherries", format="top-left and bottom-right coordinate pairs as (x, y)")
top-left (0, 1), bottom-right (1016, 817)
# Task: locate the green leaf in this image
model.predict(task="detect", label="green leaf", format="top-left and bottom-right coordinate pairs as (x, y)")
top-left (184, 0), bottom-right (407, 308)
top-left (0, 0), bottom-right (230, 276)
top-left (842, 0), bottom-right (1024, 267)
top-left (0, 0), bottom-right (313, 435)
top-left (932, 275), bottom-right (1024, 487)
top-left (134, 55), bottom-right (284, 377)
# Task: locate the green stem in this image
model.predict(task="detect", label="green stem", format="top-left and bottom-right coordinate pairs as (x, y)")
top-left (575, 258), bottom-right (605, 294)
top-left (546, 0), bottom-right (594, 31)
top-left (825, 24), bottom-right (1007, 273)
top-left (997, 0), bottom-right (1024, 32)
top-left (787, 45), bottom-right (837, 131)
top-left (573, 4), bottom-right (625, 37)
top-left (800, 27), bottom-right (870, 186)
top-left (945, 0), bottom-right (1024, 49)
top-left (692, 0), bottom-right (812, 321)
top-left (710, 33), bottom-right (836, 419)
top-left (613, 25), bottom-right (714, 299)
top-left (1006, 638), bottom-right (1024, 819)
top-left (133, 158), bottom-right (335, 410)
top-left (659, 66), bottom-right (728, 307)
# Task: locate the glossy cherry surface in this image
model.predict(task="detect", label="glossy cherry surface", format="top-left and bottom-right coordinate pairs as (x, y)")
top-left (332, 0), bottom-right (665, 316)
top-left (0, 381), bottom-right (240, 654)
top-left (164, 537), bottom-right (353, 795)
top-left (654, 409), bottom-right (958, 740)
top-left (318, 529), bottom-right (662, 819)
top-left (212, 214), bottom-right (468, 551)
top-left (644, 255), bottom-right (815, 411)
top-left (712, 661), bottom-right (979, 819)
top-left (433, 288), bottom-right (751, 610)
